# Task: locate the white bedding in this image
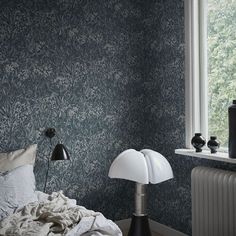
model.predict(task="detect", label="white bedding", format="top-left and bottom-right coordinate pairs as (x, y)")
top-left (0, 191), bottom-right (122, 236)
top-left (0, 165), bottom-right (38, 221)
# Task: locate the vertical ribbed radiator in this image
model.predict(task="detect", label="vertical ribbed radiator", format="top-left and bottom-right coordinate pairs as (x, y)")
top-left (192, 167), bottom-right (236, 236)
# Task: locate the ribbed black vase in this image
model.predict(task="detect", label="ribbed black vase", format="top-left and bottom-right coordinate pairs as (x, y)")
top-left (191, 133), bottom-right (206, 152)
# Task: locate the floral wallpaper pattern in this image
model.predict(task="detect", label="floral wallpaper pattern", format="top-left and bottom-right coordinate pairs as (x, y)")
top-left (1, 0), bottom-right (236, 235)
top-left (0, 0), bottom-right (145, 223)
top-left (143, 1), bottom-right (236, 235)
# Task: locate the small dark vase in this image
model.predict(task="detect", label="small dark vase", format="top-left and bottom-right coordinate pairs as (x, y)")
top-left (207, 136), bottom-right (220, 154)
top-left (191, 133), bottom-right (206, 152)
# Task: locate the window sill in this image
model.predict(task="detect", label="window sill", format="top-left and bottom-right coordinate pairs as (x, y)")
top-left (175, 149), bottom-right (236, 164)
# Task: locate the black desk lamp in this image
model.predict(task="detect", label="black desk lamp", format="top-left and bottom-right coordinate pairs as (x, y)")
top-left (43, 128), bottom-right (70, 192)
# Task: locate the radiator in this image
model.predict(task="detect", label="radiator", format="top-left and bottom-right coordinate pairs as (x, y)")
top-left (191, 166), bottom-right (236, 236)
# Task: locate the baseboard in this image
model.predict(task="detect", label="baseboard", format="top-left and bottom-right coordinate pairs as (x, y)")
top-left (115, 218), bottom-right (188, 236)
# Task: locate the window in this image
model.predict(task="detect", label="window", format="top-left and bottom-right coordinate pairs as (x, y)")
top-left (185, 0), bottom-right (236, 150)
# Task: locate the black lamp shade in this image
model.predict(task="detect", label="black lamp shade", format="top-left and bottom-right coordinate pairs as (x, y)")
top-left (51, 143), bottom-right (70, 161)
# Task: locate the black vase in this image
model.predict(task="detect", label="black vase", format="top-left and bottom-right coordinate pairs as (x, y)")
top-left (207, 136), bottom-right (220, 153)
top-left (191, 133), bottom-right (206, 152)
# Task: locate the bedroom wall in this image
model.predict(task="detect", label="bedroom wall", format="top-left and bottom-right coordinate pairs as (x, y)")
top-left (143, 1), bottom-right (236, 235)
top-left (2, 0), bottom-right (236, 235)
top-left (142, 0), bottom-right (188, 233)
top-left (0, 0), bottom-right (146, 221)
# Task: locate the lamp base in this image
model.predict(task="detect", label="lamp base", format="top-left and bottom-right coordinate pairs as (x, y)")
top-left (128, 214), bottom-right (152, 236)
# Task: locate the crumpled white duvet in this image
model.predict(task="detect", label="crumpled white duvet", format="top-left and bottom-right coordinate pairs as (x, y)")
top-left (0, 191), bottom-right (122, 236)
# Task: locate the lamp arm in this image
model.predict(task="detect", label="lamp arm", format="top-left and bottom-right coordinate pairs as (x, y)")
top-left (43, 156), bottom-right (50, 192)
top-left (45, 128), bottom-right (62, 143)
top-left (43, 138), bottom-right (52, 193)
top-left (55, 133), bottom-right (63, 143)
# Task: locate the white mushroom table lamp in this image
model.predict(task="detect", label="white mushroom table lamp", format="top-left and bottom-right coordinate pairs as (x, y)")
top-left (108, 149), bottom-right (174, 236)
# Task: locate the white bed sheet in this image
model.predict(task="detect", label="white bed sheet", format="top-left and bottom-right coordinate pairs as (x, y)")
top-left (0, 188), bottom-right (121, 236)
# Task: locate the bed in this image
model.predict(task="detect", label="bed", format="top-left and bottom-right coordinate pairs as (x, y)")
top-left (0, 144), bottom-right (122, 236)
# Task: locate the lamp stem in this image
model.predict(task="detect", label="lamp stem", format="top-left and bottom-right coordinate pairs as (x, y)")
top-left (128, 183), bottom-right (151, 236)
top-left (134, 183), bottom-right (147, 216)
top-left (43, 155), bottom-right (50, 192)
top-left (43, 138), bottom-right (52, 193)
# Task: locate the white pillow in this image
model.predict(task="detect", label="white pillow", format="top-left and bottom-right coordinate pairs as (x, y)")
top-left (0, 164), bottom-right (38, 221)
top-left (0, 144), bottom-right (38, 221)
top-left (0, 144), bottom-right (37, 173)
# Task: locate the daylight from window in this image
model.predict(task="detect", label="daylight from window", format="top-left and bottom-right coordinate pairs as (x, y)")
top-left (208, 0), bottom-right (236, 147)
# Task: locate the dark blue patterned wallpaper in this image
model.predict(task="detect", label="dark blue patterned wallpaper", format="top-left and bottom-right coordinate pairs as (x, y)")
top-left (0, 0), bottom-right (146, 223)
top-left (143, 1), bottom-right (236, 235)
top-left (1, 0), bottom-right (236, 235)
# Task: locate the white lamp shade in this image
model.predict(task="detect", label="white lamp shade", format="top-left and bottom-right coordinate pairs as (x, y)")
top-left (108, 149), bottom-right (173, 184)
top-left (140, 149), bottom-right (173, 184)
top-left (108, 149), bottom-right (149, 184)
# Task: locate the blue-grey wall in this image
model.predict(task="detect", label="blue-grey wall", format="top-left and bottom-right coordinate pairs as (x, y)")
top-left (143, 1), bottom-right (236, 235)
top-left (1, 0), bottom-right (236, 235)
top-left (0, 0), bottom-right (146, 222)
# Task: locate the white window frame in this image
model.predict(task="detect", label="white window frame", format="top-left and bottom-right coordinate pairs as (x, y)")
top-left (185, 0), bottom-right (208, 148)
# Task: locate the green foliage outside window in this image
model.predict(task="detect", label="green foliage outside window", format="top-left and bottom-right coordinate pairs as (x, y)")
top-left (208, 0), bottom-right (236, 147)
